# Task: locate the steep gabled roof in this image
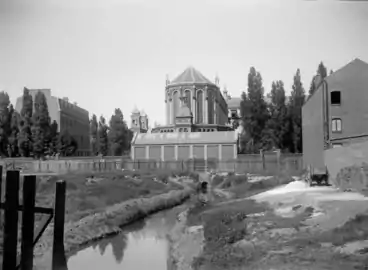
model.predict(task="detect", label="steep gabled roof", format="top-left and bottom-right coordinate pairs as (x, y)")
top-left (303, 58), bottom-right (368, 107)
top-left (169, 66), bottom-right (214, 85)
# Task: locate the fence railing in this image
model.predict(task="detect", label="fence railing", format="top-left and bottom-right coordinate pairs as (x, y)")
top-left (0, 154), bottom-right (303, 175)
top-left (122, 157), bottom-right (303, 175)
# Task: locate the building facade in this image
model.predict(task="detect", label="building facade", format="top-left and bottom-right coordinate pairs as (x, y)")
top-left (131, 131), bottom-right (238, 161)
top-left (151, 67), bottom-right (232, 133)
top-left (15, 88), bottom-right (91, 156)
top-left (302, 58), bottom-right (368, 169)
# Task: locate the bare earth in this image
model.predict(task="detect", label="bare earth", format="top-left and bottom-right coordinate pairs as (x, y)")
top-left (188, 179), bottom-right (368, 270)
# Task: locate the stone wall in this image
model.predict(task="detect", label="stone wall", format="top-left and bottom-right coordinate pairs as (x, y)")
top-left (325, 140), bottom-right (368, 191)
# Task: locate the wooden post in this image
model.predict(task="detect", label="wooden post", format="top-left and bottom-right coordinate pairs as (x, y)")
top-left (0, 165), bottom-right (3, 230)
top-left (52, 180), bottom-right (67, 270)
top-left (260, 150), bottom-right (266, 171)
top-left (21, 175), bottom-right (36, 270)
top-left (2, 171), bottom-right (20, 270)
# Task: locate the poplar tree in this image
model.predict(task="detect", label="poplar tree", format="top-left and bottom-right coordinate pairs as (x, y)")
top-left (32, 91), bottom-right (51, 158)
top-left (287, 69), bottom-right (306, 153)
top-left (0, 91), bottom-right (11, 157)
top-left (108, 108), bottom-right (129, 156)
top-left (90, 114), bottom-right (98, 155)
top-left (18, 87), bottom-right (33, 157)
top-left (98, 116), bottom-right (108, 156)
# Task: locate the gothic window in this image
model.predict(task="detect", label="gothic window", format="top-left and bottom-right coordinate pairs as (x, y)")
top-left (196, 90), bottom-right (203, 124)
top-left (173, 91), bottom-right (180, 119)
top-left (208, 91), bottom-right (214, 124)
top-left (185, 90), bottom-right (192, 110)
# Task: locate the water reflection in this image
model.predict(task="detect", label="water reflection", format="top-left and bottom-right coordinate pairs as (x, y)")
top-left (67, 206), bottom-right (184, 270)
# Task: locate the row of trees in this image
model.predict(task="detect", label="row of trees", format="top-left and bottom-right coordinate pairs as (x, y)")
top-left (0, 88), bottom-right (133, 158)
top-left (0, 88), bottom-right (77, 158)
top-left (89, 109), bottom-right (133, 156)
top-left (238, 62), bottom-right (331, 154)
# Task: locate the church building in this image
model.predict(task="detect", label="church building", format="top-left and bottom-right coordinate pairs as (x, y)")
top-left (151, 66), bottom-right (232, 133)
top-left (130, 67), bottom-right (239, 162)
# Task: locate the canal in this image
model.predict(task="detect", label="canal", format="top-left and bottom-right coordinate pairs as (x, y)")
top-left (67, 204), bottom-right (189, 270)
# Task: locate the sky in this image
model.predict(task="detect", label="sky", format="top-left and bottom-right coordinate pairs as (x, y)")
top-left (1, 0), bottom-right (368, 127)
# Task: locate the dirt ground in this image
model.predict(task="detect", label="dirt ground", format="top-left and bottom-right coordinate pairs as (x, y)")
top-left (188, 178), bottom-right (368, 270)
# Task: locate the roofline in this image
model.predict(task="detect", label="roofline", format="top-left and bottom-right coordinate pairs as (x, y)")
top-left (167, 82), bottom-right (218, 88)
top-left (133, 142), bottom-right (237, 146)
top-left (303, 79), bottom-right (325, 108)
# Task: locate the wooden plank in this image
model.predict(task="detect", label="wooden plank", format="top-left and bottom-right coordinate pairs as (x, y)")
top-left (20, 175), bottom-right (36, 270)
top-left (52, 180), bottom-right (67, 270)
top-left (2, 170), bottom-right (20, 270)
top-left (0, 203), bottom-right (53, 214)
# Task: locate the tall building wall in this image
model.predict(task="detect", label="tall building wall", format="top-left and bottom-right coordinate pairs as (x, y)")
top-left (15, 89), bottom-right (91, 156)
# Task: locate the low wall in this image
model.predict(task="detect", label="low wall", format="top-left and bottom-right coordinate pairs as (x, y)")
top-left (325, 140), bottom-right (368, 190)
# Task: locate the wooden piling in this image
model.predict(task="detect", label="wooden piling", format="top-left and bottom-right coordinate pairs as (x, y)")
top-left (52, 180), bottom-right (67, 270)
top-left (0, 165), bottom-right (3, 230)
top-left (2, 170), bottom-right (20, 270)
top-left (20, 175), bottom-right (36, 270)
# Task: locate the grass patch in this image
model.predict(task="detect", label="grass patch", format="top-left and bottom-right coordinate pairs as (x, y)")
top-left (191, 199), bottom-right (267, 270)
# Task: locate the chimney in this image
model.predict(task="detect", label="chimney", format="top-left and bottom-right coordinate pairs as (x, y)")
top-left (314, 74), bottom-right (322, 89)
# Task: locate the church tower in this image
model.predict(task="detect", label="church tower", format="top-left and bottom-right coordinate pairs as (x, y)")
top-left (130, 106), bottom-right (149, 133)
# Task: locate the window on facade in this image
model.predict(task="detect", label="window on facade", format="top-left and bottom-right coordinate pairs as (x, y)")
top-left (330, 91), bottom-right (341, 105)
top-left (331, 118), bottom-right (342, 132)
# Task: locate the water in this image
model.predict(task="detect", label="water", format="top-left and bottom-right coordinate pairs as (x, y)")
top-left (67, 205), bottom-right (187, 270)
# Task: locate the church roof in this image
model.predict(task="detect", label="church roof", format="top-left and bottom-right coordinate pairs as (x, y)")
top-left (170, 66), bottom-right (215, 85)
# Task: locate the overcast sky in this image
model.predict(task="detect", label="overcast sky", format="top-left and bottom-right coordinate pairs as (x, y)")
top-left (1, 0), bottom-right (367, 127)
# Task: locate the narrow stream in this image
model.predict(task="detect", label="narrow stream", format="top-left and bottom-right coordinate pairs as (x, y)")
top-left (67, 204), bottom-right (189, 270)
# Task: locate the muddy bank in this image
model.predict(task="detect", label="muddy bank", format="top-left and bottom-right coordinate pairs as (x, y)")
top-left (34, 188), bottom-right (193, 270)
top-left (167, 209), bottom-right (205, 270)
top-left (189, 181), bottom-right (368, 270)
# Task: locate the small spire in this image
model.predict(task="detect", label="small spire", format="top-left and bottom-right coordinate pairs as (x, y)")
top-left (166, 74), bottom-right (170, 86)
top-left (215, 74), bottom-right (220, 85)
top-left (132, 105), bottom-right (139, 114)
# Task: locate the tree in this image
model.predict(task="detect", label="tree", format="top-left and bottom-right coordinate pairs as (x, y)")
top-left (0, 91), bottom-right (11, 157)
top-left (32, 91), bottom-right (51, 158)
top-left (58, 129), bottom-right (78, 156)
top-left (241, 67), bottom-right (269, 153)
top-left (263, 81), bottom-right (289, 150)
top-left (49, 120), bottom-right (59, 155)
top-left (108, 109), bottom-right (129, 156)
top-left (8, 106), bottom-right (20, 157)
top-left (308, 61), bottom-right (328, 97)
top-left (18, 87), bottom-right (33, 157)
top-left (287, 68), bottom-right (306, 153)
top-left (98, 116), bottom-right (108, 156)
top-left (90, 114), bottom-right (98, 155)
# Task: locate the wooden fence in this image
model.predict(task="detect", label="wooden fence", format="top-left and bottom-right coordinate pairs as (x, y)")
top-left (0, 153), bottom-right (303, 175)
top-left (0, 167), bottom-right (67, 270)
